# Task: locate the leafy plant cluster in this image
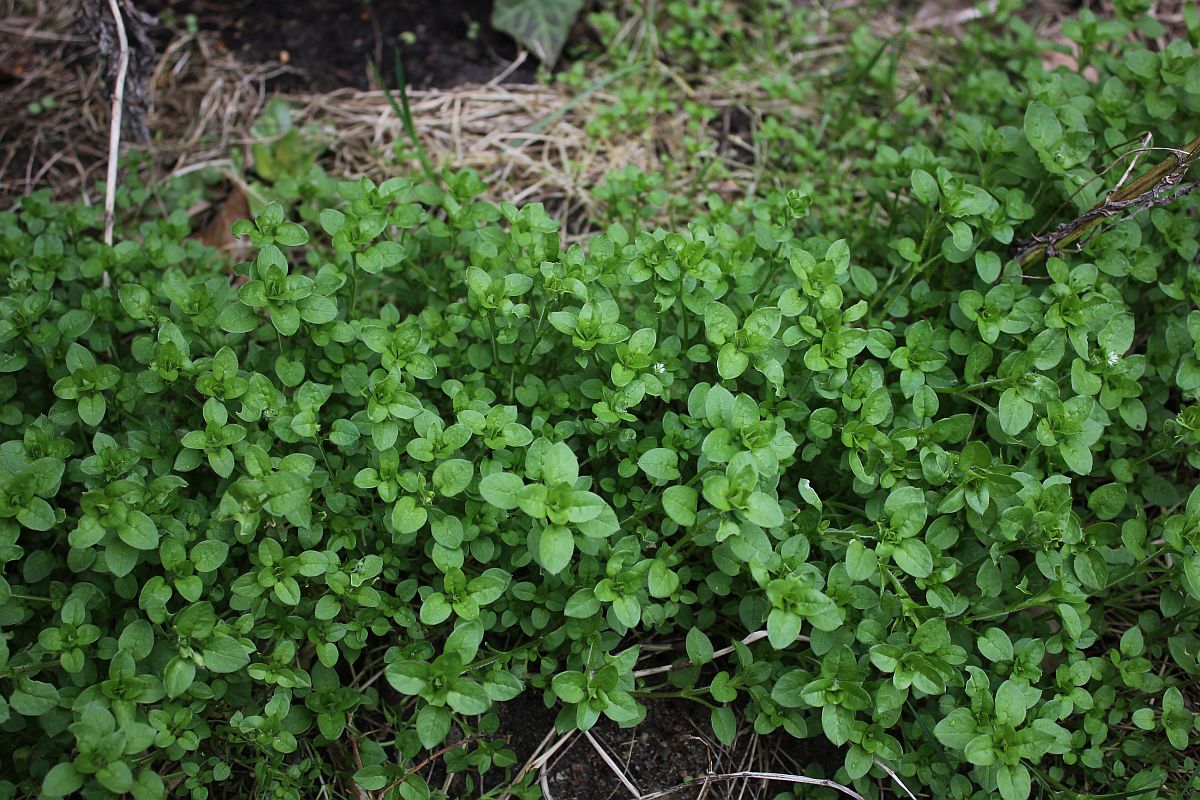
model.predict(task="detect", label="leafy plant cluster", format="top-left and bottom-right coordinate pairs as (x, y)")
top-left (3, 2), bottom-right (1200, 800)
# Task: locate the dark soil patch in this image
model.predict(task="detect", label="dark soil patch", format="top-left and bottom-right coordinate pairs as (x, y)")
top-left (529, 699), bottom-right (718, 800)
top-left (485, 693), bottom-right (847, 800)
top-left (143, 0), bottom-right (539, 91)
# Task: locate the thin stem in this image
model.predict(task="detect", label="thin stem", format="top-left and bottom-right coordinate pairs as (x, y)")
top-left (9, 593), bottom-right (52, 603)
top-left (679, 270), bottom-right (688, 345)
top-left (369, 52), bottom-right (438, 184)
top-left (938, 376), bottom-right (1013, 395)
top-left (963, 591), bottom-right (1051, 623)
top-left (510, 302), bottom-right (550, 402)
top-left (1104, 571), bottom-right (1175, 606)
top-left (631, 689), bottom-right (715, 709)
top-left (658, 510), bottom-right (719, 562)
top-left (870, 211), bottom-right (943, 319)
top-left (486, 313), bottom-right (501, 370)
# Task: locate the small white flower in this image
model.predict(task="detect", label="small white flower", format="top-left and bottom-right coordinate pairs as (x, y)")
top-left (1106, 351), bottom-right (1120, 367)
top-left (652, 362), bottom-right (666, 374)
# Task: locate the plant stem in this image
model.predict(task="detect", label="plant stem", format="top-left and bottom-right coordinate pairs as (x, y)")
top-left (509, 302), bottom-right (550, 402)
top-left (486, 313), bottom-right (501, 370)
top-left (938, 376), bottom-right (1013, 395)
top-left (679, 271), bottom-right (688, 345)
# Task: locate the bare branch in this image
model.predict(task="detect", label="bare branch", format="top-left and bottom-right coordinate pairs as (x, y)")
top-left (1014, 133), bottom-right (1200, 269)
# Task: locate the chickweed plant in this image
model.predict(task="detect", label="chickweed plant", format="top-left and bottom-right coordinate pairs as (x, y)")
top-left (3, 1), bottom-right (1200, 799)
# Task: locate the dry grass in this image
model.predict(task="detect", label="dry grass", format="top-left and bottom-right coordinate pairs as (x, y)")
top-left (3, 0), bottom-right (1191, 216)
top-left (3, 0), bottom-right (889, 238)
top-left (1, 0), bottom-right (766, 233)
top-left (1, 0), bottom-right (110, 202)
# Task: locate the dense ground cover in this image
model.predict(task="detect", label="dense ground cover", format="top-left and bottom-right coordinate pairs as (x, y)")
top-left (2, 1), bottom-right (1200, 799)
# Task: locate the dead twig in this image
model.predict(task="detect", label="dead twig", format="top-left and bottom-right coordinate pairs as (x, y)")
top-left (637, 770), bottom-right (867, 800)
top-left (873, 758), bottom-right (919, 800)
top-left (633, 630), bottom-right (779, 678)
top-left (376, 735), bottom-right (477, 798)
top-left (496, 726), bottom-right (557, 800)
top-left (102, 0), bottom-right (129, 251)
top-left (584, 729), bottom-right (644, 799)
top-left (1015, 133), bottom-right (1200, 268)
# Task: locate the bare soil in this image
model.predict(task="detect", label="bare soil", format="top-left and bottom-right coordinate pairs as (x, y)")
top-left (142, 0), bottom-right (539, 91)
top-left (489, 694), bottom-right (846, 800)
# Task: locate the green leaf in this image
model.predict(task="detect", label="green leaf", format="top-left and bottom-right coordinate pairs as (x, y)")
top-left (998, 388), bottom-right (1033, 436)
top-left (638, 448), bottom-right (680, 482)
top-left (118, 511), bottom-right (159, 550)
top-left (16, 497), bottom-right (55, 531)
top-left (711, 706), bottom-right (737, 746)
top-left (391, 497), bottom-right (428, 534)
top-left (686, 627), bottom-right (714, 664)
top-left (191, 539), bottom-right (229, 572)
top-left (275, 354), bottom-right (305, 387)
top-left (1184, 555), bottom-right (1200, 601)
top-left (42, 763), bottom-right (84, 798)
top-left (257, 201), bottom-right (285, 229)
top-left (354, 766), bottom-right (388, 791)
top-left (96, 762), bottom-right (133, 794)
top-left (433, 459), bottom-right (474, 497)
top-left (270, 303), bottom-right (301, 336)
top-left (77, 393), bottom-right (106, 426)
top-left (202, 633), bottom-right (251, 673)
top-left (273, 576), bottom-right (301, 605)
top-left (9, 678), bottom-right (58, 715)
top-left (447, 678), bottom-right (491, 715)
top-left (564, 588), bottom-right (600, 618)
top-left (974, 251), bottom-right (1002, 283)
top-left (911, 168), bottom-right (939, 207)
top-left (484, 670), bottom-right (524, 702)
top-left (993, 680), bottom-right (1028, 727)
top-left (492, 0), bottom-right (586, 65)
top-left (1162, 686), bottom-right (1192, 749)
top-left (1024, 100), bottom-right (1063, 152)
top-left (997, 763), bottom-right (1032, 800)
top-left (538, 525), bottom-right (574, 574)
top-left (717, 344), bottom-right (749, 380)
top-left (420, 592), bottom-right (453, 625)
top-left (1088, 483), bottom-right (1127, 521)
top-left (479, 472), bottom-right (524, 509)
top-left (164, 656), bottom-right (196, 698)
top-left (320, 208), bottom-right (345, 236)
top-left (743, 492), bottom-right (784, 528)
top-left (1059, 439), bottom-right (1093, 475)
top-left (845, 539), bottom-right (877, 581)
top-left (538, 441), bottom-right (579, 486)
top-left (662, 485), bottom-right (698, 526)
top-left (385, 661), bottom-right (428, 695)
top-left (218, 303), bottom-right (260, 334)
top-left (934, 708), bottom-right (978, 749)
top-left (551, 671), bottom-right (588, 704)
top-left (647, 560), bottom-right (678, 597)
top-left (274, 222), bottom-right (310, 247)
top-left (416, 705), bottom-right (451, 749)
top-left (767, 608), bottom-right (803, 649)
top-left (892, 538), bottom-right (933, 578)
top-left (885, 486), bottom-right (926, 536)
